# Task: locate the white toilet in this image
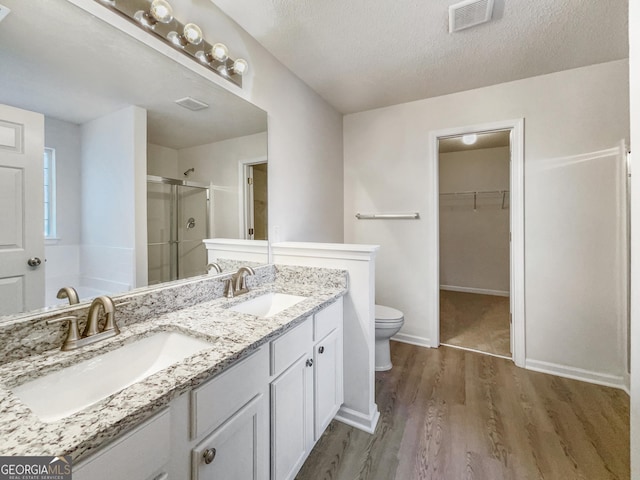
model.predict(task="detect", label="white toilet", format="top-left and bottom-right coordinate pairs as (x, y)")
top-left (374, 304), bottom-right (405, 371)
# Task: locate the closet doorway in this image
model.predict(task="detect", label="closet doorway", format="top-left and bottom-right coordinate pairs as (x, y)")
top-left (429, 120), bottom-right (525, 366)
top-left (439, 130), bottom-right (511, 357)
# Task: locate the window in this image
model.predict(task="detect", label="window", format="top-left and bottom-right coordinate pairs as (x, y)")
top-left (44, 147), bottom-right (56, 238)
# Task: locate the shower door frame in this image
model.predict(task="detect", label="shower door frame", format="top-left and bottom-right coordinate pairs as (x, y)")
top-left (147, 175), bottom-right (210, 282)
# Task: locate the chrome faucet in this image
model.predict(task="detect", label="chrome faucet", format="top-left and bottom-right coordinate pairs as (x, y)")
top-left (56, 286), bottom-right (79, 305)
top-left (84, 295), bottom-right (118, 337)
top-left (224, 266), bottom-right (255, 298)
top-left (47, 295), bottom-right (120, 351)
top-left (207, 263), bottom-right (222, 273)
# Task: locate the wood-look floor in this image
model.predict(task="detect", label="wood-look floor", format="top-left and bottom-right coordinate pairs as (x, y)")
top-left (296, 342), bottom-right (629, 480)
top-left (440, 290), bottom-right (511, 357)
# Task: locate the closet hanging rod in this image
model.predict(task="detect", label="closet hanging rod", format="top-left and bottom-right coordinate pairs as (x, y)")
top-left (439, 189), bottom-right (509, 196)
top-left (355, 212), bottom-right (420, 220)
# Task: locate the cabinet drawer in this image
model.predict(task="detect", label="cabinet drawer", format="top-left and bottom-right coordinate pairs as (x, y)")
top-left (313, 298), bottom-right (343, 342)
top-left (74, 408), bottom-right (170, 480)
top-left (270, 318), bottom-right (313, 377)
top-left (191, 345), bottom-right (269, 439)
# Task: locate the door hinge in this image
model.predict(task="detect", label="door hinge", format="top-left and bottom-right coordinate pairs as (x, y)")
top-left (510, 313), bottom-right (513, 324)
top-left (248, 228), bottom-right (254, 235)
top-left (247, 177), bottom-right (253, 185)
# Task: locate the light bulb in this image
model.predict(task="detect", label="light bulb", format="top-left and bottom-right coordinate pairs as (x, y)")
top-left (211, 43), bottom-right (229, 62)
top-left (183, 23), bottom-right (203, 45)
top-left (462, 134), bottom-right (477, 145)
top-left (232, 58), bottom-right (248, 76)
top-left (150, 0), bottom-right (173, 24)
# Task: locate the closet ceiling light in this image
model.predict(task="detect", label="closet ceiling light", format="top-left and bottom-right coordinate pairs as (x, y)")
top-left (462, 134), bottom-right (478, 145)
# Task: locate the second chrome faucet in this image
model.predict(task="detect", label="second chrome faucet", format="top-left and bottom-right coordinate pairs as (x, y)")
top-left (224, 266), bottom-right (255, 298)
top-left (48, 295), bottom-right (120, 351)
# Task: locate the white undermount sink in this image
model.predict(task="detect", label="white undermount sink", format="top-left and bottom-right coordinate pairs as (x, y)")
top-left (12, 331), bottom-right (214, 423)
top-left (229, 292), bottom-right (307, 318)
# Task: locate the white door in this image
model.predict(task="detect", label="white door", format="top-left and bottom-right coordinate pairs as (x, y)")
top-left (0, 104), bottom-right (45, 315)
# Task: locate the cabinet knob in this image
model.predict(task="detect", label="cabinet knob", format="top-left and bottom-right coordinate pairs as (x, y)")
top-left (203, 448), bottom-right (217, 464)
top-left (319, 346), bottom-right (325, 354)
top-left (306, 358), bottom-right (314, 367)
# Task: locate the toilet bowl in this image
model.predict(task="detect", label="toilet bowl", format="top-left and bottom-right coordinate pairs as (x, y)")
top-left (375, 304), bottom-right (404, 371)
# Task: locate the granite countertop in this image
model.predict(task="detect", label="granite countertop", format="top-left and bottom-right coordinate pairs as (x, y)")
top-left (0, 279), bottom-right (346, 461)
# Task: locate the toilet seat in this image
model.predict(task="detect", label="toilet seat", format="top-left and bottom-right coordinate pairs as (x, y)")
top-left (375, 304), bottom-right (403, 323)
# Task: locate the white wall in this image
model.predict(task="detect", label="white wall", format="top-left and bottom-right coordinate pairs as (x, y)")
top-left (43, 117), bottom-right (82, 305)
top-left (344, 60), bottom-right (630, 384)
top-left (439, 146), bottom-right (510, 294)
top-left (44, 117), bottom-right (81, 245)
top-left (71, 0), bottom-right (344, 244)
top-left (81, 105), bottom-right (147, 291)
top-left (178, 132), bottom-right (267, 238)
top-left (629, 0), bottom-right (639, 475)
top-left (148, 143), bottom-right (179, 179)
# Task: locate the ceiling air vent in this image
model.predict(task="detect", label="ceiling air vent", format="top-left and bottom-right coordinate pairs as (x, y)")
top-left (175, 97), bottom-right (209, 111)
top-left (449, 0), bottom-right (494, 33)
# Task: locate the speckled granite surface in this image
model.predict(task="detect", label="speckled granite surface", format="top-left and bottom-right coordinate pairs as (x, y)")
top-left (0, 265), bottom-right (347, 461)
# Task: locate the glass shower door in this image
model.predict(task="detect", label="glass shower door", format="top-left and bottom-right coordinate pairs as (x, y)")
top-left (177, 185), bottom-right (208, 279)
top-left (147, 182), bottom-right (175, 285)
top-left (147, 177), bottom-right (209, 285)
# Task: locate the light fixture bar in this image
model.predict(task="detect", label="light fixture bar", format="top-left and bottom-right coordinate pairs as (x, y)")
top-left (95, 0), bottom-right (247, 88)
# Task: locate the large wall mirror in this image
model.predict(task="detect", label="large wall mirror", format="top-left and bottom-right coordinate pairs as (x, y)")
top-left (0, 0), bottom-right (269, 319)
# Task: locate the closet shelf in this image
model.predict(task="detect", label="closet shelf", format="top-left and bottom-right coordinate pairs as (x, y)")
top-left (440, 190), bottom-right (510, 210)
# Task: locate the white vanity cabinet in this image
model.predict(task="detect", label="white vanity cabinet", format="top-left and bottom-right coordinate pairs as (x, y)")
top-left (71, 297), bottom-right (343, 480)
top-left (270, 297), bottom-right (344, 480)
top-left (73, 408), bottom-right (171, 480)
top-left (188, 345), bottom-right (270, 480)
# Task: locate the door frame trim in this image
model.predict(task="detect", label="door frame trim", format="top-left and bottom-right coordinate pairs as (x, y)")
top-left (238, 156), bottom-right (268, 240)
top-left (428, 118), bottom-right (525, 367)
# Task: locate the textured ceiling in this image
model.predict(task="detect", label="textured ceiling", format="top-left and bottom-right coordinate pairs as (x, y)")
top-left (0, 0), bottom-right (266, 149)
top-left (211, 0), bottom-right (629, 114)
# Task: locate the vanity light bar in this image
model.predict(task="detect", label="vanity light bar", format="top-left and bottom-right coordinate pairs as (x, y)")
top-left (96, 0), bottom-right (248, 88)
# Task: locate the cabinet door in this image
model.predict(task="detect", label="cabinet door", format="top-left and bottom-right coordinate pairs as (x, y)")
top-left (73, 409), bottom-right (170, 480)
top-left (192, 394), bottom-right (268, 480)
top-left (271, 355), bottom-right (314, 480)
top-left (314, 328), bottom-right (343, 440)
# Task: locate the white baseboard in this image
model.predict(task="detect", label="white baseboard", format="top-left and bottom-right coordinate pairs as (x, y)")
top-left (391, 333), bottom-right (432, 348)
top-left (623, 369), bottom-right (630, 395)
top-left (334, 405), bottom-right (380, 434)
top-left (525, 359), bottom-right (626, 391)
top-left (440, 285), bottom-right (509, 297)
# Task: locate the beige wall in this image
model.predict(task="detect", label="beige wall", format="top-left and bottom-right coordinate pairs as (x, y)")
top-left (344, 60), bottom-right (630, 384)
top-left (439, 146), bottom-right (510, 294)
